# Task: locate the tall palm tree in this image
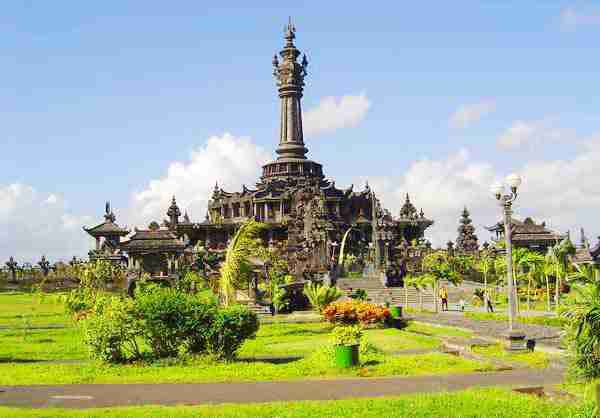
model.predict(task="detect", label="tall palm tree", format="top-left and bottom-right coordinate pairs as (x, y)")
top-left (547, 238), bottom-right (576, 310)
top-left (511, 247), bottom-right (530, 314)
top-left (423, 251), bottom-right (462, 313)
top-left (475, 251), bottom-right (495, 307)
top-left (219, 220), bottom-right (266, 306)
top-left (542, 259), bottom-right (555, 312)
top-left (522, 251), bottom-right (545, 311)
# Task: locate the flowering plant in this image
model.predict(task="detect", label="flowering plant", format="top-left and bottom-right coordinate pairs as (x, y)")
top-left (322, 300), bottom-right (390, 326)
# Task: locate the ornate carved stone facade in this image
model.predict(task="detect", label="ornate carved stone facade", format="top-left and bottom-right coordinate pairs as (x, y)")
top-left (84, 23), bottom-right (435, 280)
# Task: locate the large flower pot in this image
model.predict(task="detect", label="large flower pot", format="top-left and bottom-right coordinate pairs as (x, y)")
top-left (390, 306), bottom-right (402, 318)
top-left (335, 344), bottom-right (359, 368)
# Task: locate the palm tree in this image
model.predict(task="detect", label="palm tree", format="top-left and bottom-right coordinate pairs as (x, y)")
top-left (219, 220), bottom-right (266, 306)
top-left (405, 274), bottom-right (432, 312)
top-left (423, 251), bottom-right (462, 313)
top-left (547, 238), bottom-right (576, 310)
top-left (559, 274), bottom-right (600, 379)
top-left (475, 252), bottom-right (495, 303)
top-left (542, 259), bottom-right (555, 312)
top-left (511, 247), bottom-right (530, 314)
top-left (521, 251), bottom-right (545, 311)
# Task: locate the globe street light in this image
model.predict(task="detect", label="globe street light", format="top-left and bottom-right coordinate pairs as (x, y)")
top-left (491, 173), bottom-right (526, 350)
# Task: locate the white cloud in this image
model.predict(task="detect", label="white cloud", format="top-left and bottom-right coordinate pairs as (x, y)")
top-left (0, 183), bottom-right (93, 263)
top-left (561, 7), bottom-right (600, 29)
top-left (303, 93), bottom-right (371, 137)
top-left (449, 100), bottom-right (496, 129)
top-left (129, 133), bottom-right (270, 227)
top-left (359, 141), bottom-right (600, 247)
top-left (497, 120), bottom-right (576, 151)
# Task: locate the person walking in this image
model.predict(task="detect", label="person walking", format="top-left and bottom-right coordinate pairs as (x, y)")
top-left (439, 285), bottom-right (449, 311)
top-left (485, 289), bottom-right (494, 313)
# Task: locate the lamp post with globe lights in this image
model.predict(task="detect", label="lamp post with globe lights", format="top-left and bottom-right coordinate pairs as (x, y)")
top-left (491, 173), bottom-right (527, 350)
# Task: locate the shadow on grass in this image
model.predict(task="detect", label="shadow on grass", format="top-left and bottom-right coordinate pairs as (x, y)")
top-left (0, 357), bottom-right (87, 364)
top-left (260, 328), bottom-right (332, 339)
top-left (237, 356), bottom-right (303, 365)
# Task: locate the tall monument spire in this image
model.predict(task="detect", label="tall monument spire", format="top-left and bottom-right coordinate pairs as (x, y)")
top-left (272, 18), bottom-right (309, 160)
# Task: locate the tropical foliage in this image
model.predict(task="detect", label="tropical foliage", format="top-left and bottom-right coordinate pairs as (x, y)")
top-left (219, 220), bottom-right (267, 306)
top-left (303, 282), bottom-right (342, 313)
top-left (559, 264), bottom-right (600, 379)
top-left (422, 251), bottom-right (463, 312)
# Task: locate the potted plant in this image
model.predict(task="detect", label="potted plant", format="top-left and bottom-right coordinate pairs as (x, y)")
top-left (332, 324), bottom-right (362, 368)
top-left (322, 300), bottom-right (389, 368)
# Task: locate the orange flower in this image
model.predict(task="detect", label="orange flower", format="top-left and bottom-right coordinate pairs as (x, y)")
top-left (322, 300), bottom-right (389, 325)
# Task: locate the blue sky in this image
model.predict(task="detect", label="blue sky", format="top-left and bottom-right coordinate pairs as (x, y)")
top-left (1, 1), bottom-right (599, 261)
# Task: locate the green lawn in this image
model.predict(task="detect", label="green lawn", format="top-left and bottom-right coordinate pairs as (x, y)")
top-left (0, 291), bottom-right (69, 327)
top-left (465, 312), bottom-right (566, 328)
top-left (470, 344), bottom-right (552, 369)
top-left (0, 292), bottom-right (498, 385)
top-left (0, 388), bottom-right (592, 417)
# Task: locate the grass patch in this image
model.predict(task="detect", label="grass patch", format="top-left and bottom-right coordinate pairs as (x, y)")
top-left (0, 291), bottom-right (70, 327)
top-left (0, 350), bottom-right (491, 385)
top-left (471, 344), bottom-right (551, 369)
top-left (0, 293), bottom-right (493, 385)
top-left (0, 388), bottom-right (592, 417)
top-left (465, 312), bottom-right (566, 328)
top-left (403, 321), bottom-right (473, 338)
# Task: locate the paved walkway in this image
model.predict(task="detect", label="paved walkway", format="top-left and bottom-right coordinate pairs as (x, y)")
top-left (407, 311), bottom-right (563, 349)
top-left (0, 369), bottom-right (564, 409)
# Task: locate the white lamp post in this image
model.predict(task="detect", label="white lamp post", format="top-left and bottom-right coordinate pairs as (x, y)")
top-left (491, 173), bottom-right (526, 350)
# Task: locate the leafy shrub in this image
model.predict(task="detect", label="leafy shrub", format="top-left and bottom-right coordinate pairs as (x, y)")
top-left (64, 287), bottom-right (97, 319)
top-left (349, 289), bottom-right (368, 301)
top-left (206, 305), bottom-right (259, 360)
top-left (271, 286), bottom-right (290, 313)
top-left (332, 324), bottom-right (363, 346)
top-left (177, 271), bottom-right (206, 293)
top-left (303, 282), bottom-right (342, 313)
top-left (559, 281), bottom-right (600, 379)
top-left (322, 300), bottom-right (390, 326)
top-left (135, 286), bottom-right (217, 358)
top-left (81, 285), bottom-right (257, 363)
top-left (83, 296), bottom-right (141, 363)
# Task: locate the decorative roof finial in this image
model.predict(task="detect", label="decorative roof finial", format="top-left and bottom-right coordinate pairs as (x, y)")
top-left (284, 16), bottom-right (296, 44)
top-left (104, 201), bottom-right (116, 223)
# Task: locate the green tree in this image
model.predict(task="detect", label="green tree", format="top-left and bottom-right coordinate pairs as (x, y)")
top-left (521, 251), bottom-right (545, 311)
top-left (219, 220), bottom-right (267, 306)
top-left (547, 238), bottom-right (576, 310)
top-left (404, 274), bottom-right (434, 312)
top-left (422, 251), bottom-right (462, 313)
top-left (475, 251), bottom-right (495, 300)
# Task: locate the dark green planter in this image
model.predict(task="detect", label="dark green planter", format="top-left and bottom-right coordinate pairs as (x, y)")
top-left (335, 344), bottom-right (359, 368)
top-left (390, 306), bottom-right (402, 318)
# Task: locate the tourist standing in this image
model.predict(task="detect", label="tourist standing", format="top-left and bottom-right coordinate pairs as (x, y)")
top-left (439, 285), bottom-right (449, 311)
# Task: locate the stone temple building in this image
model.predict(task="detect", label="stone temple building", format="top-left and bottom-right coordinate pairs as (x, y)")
top-left (84, 22), bottom-right (434, 280)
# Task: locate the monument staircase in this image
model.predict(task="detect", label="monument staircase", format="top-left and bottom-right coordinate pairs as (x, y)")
top-left (336, 277), bottom-right (435, 307)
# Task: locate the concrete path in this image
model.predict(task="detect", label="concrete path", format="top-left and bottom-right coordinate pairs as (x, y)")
top-left (0, 369), bottom-right (564, 409)
top-left (407, 311), bottom-right (563, 348)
